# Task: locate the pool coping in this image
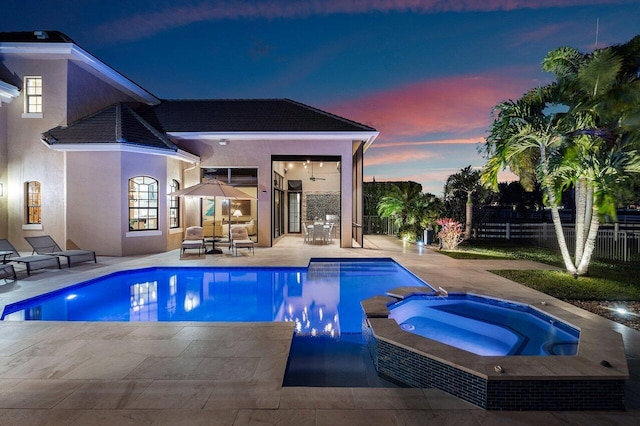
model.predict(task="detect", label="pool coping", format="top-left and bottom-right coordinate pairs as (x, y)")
top-left (362, 287), bottom-right (629, 410)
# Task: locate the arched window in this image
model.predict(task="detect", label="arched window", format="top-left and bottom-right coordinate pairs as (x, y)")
top-left (168, 179), bottom-right (180, 229)
top-left (26, 181), bottom-right (41, 224)
top-left (128, 176), bottom-right (158, 231)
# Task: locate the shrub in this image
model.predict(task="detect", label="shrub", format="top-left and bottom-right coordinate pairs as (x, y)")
top-left (437, 218), bottom-right (464, 250)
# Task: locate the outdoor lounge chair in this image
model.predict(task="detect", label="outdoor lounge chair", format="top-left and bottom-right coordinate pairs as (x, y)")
top-left (181, 226), bottom-right (205, 256)
top-left (0, 239), bottom-right (61, 276)
top-left (25, 235), bottom-right (96, 268)
top-left (230, 225), bottom-right (255, 256)
top-left (1, 263), bottom-right (17, 283)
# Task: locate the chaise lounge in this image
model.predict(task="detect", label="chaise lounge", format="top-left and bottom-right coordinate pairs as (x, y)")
top-left (0, 239), bottom-right (62, 276)
top-left (25, 235), bottom-right (96, 268)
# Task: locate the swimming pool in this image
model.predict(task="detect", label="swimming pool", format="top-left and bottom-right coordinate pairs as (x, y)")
top-left (388, 294), bottom-right (579, 356)
top-left (1, 258), bottom-right (431, 339)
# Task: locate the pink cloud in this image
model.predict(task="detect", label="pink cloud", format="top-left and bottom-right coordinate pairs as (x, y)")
top-left (365, 149), bottom-right (437, 166)
top-left (371, 137), bottom-right (484, 149)
top-left (329, 72), bottom-right (534, 140)
top-left (95, 0), bottom-right (627, 42)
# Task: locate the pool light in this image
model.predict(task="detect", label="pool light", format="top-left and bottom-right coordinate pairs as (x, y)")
top-left (66, 294), bottom-right (77, 300)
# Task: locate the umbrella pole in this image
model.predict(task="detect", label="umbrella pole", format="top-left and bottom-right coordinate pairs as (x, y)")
top-left (205, 196), bottom-right (223, 254)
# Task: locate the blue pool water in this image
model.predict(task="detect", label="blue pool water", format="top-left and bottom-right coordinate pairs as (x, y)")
top-left (1, 258), bottom-right (430, 339)
top-left (389, 294), bottom-right (580, 356)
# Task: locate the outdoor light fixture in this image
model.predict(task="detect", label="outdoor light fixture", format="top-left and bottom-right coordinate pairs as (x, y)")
top-left (0, 183), bottom-right (3, 197)
top-left (320, 162), bottom-right (323, 167)
top-left (219, 139), bottom-right (228, 145)
top-left (615, 307), bottom-right (629, 316)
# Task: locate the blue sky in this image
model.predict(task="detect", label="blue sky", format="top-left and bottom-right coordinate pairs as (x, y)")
top-left (2, 0), bottom-right (638, 194)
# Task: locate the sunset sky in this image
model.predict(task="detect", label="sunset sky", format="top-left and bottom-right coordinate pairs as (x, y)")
top-left (2, 0), bottom-right (638, 194)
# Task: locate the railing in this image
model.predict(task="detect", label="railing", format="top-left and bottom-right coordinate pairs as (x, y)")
top-left (475, 222), bottom-right (640, 263)
top-left (363, 216), bottom-right (399, 236)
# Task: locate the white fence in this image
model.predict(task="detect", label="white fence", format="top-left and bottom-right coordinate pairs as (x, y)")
top-left (475, 222), bottom-right (640, 262)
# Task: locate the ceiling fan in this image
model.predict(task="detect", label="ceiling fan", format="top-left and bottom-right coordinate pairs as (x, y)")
top-left (309, 163), bottom-right (326, 181)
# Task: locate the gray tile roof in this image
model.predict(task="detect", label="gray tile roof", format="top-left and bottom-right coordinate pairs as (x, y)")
top-left (42, 99), bottom-right (377, 153)
top-left (42, 103), bottom-right (177, 152)
top-left (139, 99), bottom-right (376, 133)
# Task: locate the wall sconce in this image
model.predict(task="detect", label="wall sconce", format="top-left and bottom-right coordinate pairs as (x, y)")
top-left (219, 139), bottom-right (228, 146)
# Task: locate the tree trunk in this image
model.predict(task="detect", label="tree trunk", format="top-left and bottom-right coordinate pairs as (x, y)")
top-left (576, 206), bottom-right (599, 275)
top-left (548, 193), bottom-right (578, 276)
top-left (574, 178), bottom-right (587, 266)
top-left (540, 142), bottom-right (577, 275)
top-left (464, 192), bottom-right (472, 240)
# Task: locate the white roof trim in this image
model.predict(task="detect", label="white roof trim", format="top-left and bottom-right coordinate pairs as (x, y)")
top-left (169, 131), bottom-right (379, 150)
top-left (0, 80), bottom-right (20, 105)
top-left (0, 42), bottom-right (159, 105)
top-left (42, 140), bottom-right (200, 163)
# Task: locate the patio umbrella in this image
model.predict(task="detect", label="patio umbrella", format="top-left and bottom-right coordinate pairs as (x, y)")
top-left (169, 179), bottom-right (256, 253)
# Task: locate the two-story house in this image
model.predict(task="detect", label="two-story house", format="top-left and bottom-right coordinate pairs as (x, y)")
top-left (0, 31), bottom-right (378, 256)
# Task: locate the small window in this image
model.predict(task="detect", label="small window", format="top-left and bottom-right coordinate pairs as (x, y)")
top-left (168, 179), bottom-right (180, 229)
top-left (128, 176), bottom-right (158, 231)
top-left (26, 181), bottom-right (42, 224)
top-left (24, 77), bottom-right (43, 114)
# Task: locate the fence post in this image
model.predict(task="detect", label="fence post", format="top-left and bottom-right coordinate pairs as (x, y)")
top-left (506, 222), bottom-right (510, 240)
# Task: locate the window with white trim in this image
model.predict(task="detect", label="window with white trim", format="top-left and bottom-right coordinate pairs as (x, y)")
top-left (168, 179), bottom-right (180, 229)
top-left (128, 176), bottom-right (158, 231)
top-left (24, 77), bottom-right (43, 114)
top-left (26, 181), bottom-right (42, 224)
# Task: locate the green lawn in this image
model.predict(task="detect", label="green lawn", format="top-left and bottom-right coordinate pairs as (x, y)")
top-left (439, 240), bottom-right (640, 301)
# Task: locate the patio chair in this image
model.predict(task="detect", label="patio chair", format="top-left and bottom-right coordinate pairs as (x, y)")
top-left (181, 226), bottom-right (205, 256)
top-left (313, 224), bottom-right (327, 244)
top-left (0, 238), bottom-right (61, 276)
top-left (25, 235), bottom-right (96, 268)
top-left (303, 223), bottom-right (313, 244)
top-left (230, 225), bottom-right (255, 256)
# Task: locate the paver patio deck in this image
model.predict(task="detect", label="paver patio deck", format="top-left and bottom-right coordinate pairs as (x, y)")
top-left (0, 235), bottom-right (638, 424)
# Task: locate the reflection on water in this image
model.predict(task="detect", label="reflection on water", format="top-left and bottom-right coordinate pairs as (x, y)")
top-left (2, 260), bottom-right (430, 338)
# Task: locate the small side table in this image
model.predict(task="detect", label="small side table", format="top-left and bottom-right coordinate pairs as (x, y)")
top-left (205, 239), bottom-right (223, 255)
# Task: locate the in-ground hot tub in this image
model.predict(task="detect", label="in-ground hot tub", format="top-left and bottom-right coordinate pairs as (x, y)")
top-left (362, 287), bottom-right (628, 411)
top-left (388, 294), bottom-right (579, 357)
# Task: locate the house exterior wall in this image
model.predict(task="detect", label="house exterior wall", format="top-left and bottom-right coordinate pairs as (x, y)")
top-left (166, 157), bottom-right (185, 251)
top-left (121, 152), bottom-right (169, 256)
top-left (66, 61), bottom-right (138, 124)
top-left (1, 57), bottom-right (68, 251)
top-left (66, 151), bottom-right (123, 255)
top-left (0, 52), bottom-right (158, 254)
top-left (0, 104), bottom-right (8, 238)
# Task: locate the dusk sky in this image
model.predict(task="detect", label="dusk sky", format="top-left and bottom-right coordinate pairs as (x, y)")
top-left (3, 1), bottom-right (638, 194)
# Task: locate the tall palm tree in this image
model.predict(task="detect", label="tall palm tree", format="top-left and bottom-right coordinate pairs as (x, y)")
top-left (482, 37), bottom-right (640, 277)
top-left (444, 166), bottom-right (484, 240)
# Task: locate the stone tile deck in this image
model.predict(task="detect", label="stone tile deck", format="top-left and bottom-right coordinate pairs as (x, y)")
top-left (0, 235), bottom-right (638, 424)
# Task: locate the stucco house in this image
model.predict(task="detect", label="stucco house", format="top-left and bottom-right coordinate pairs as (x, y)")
top-left (0, 31), bottom-right (378, 256)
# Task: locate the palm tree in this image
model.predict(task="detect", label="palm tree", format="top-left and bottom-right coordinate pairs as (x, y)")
top-left (444, 166), bottom-right (484, 240)
top-left (377, 182), bottom-right (442, 241)
top-left (377, 182), bottom-right (424, 229)
top-left (482, 37), bottom-right (640, 277)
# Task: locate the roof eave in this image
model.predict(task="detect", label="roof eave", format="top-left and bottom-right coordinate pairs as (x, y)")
top-left (41, 139), bottom-right (200, 163)
top-left (0, 42), bottom-right (159, 105)
top-left (0, 80), bottom-right (20, 105)
top-left (168, 131), bottom-right (380, 145)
